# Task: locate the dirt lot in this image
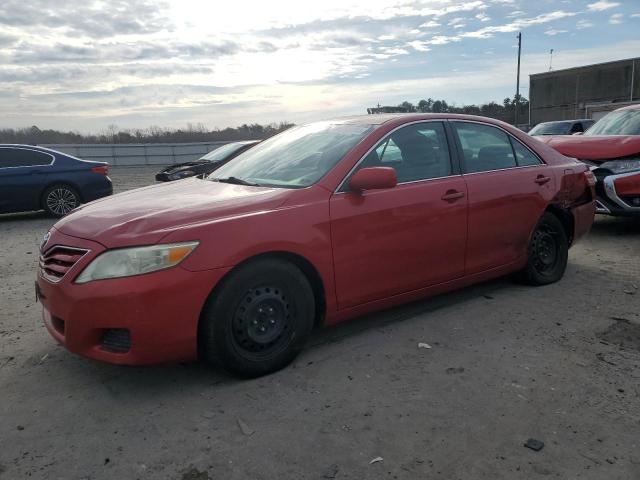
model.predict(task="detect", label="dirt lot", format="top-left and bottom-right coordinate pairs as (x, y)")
top-left (1, 166), bottom-right (639, 480)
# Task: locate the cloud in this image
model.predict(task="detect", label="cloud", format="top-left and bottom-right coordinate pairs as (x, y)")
top-left (609, 13), bottom-right (623, 24)
top-left (544, 29), bottom-right (568, 36)
top-left (0, 0), bottom-right (172, 38)
top-left (587, 1), bottom-right (621, 12)
top-left (0, 0), bottom-right (634, 131)
top-left (8, 39), bottom-right (242, 65)
top-left (576, 19), bottom-right (594, 29)
top-left (457, 10), bottom-right (577, 39)
top-left (406, 41), bottom-right (431, 52)
top-left (0, 31), bottom-right (17, 46)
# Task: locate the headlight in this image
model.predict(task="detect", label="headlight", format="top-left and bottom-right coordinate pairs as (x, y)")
top-left (75, 241), bottom-right (199, 283)
top-left (599, 158), bottom-right (640, 174)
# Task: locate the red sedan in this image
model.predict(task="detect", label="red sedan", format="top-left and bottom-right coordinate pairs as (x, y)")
top-left (37, 114), bottom-right (596, 377)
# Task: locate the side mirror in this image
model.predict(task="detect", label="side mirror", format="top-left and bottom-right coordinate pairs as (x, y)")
top-left (349, 167), bottom-right (397, 193)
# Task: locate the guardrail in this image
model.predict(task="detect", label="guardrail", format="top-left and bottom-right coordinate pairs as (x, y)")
top-left (39, 141), bottom-right (236, 166)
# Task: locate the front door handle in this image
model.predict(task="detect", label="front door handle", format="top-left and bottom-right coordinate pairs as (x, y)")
top-left (535, 175), bottom-right (551, 185)
top-left (441, 190), bottom-right (465, 202)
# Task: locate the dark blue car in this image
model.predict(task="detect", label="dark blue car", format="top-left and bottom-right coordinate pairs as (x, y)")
top-left (0, 144), bottom-right (113, 217)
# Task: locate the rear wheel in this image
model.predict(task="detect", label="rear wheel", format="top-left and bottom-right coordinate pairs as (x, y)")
top-left (43, 184), bottom-right (79, 217)
top-left (200, 258), bottom-right (315, 377)
top-left (517, 212), bottom-right (568, 285)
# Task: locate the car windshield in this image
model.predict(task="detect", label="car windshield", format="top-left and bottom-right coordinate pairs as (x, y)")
top-left (200, 142), bottom-right (252, 163)
top-left (585, 109), bottom-right (640, 136)
top-left (208, 122), bottom-right (374, 188)
top-left (529, 122), bottom-right (571, 135)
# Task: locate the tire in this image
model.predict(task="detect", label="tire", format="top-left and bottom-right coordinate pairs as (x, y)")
top-left (42, 184), bottom-right (80, 217)
top-left (517, 212), bottom-right (569, 286)
top-left (200, 258), bottom-right (315, 377)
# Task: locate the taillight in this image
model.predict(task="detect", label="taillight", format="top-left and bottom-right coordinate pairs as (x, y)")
top-left (91, 165), bottom-right (109, 175)
top-left (584, 170), bottom-right (596, 187)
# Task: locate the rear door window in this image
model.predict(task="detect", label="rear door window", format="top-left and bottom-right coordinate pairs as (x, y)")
top-left (0, 148), bottom-right (54, 168)
top-left (453, 122), bottom-right (517, 173)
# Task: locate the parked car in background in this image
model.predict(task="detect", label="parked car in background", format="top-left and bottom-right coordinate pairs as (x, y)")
top-left (0, 145), bottom-right (112, 217)
top-left (155, 140), bottom-right (260, 181)
top-left (37, 114), bottom-right (595, 377)
top-left (529, 119), bottom-right (595, 136)
top-left (538, 104), bottom-right (640, 217)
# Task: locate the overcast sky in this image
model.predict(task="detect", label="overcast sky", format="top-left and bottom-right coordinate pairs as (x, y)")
top-left (1, 0), bottom-right (639, 132)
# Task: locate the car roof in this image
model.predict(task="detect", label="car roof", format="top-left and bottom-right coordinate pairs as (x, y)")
top-left (0, 144), bottom-right (67, 154)
top-left (321, 113), bottom-right (517, 126)
top-left (536, 119), bottom-right (592, 125)
top-left (616, 103), bottom-right (640, 111)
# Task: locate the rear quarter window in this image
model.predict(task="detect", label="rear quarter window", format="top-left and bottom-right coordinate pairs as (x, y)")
top-left (510, 138), bottom-right (542, 167)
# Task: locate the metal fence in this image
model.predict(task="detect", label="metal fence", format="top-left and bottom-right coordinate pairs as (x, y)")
top-left (39, 141), bottom-right (234, 166)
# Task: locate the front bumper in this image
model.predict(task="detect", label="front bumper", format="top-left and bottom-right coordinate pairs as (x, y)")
top-left (593, 170), bottom-right (640, 217)
top-left (37, 229), bottom-right (231, 365)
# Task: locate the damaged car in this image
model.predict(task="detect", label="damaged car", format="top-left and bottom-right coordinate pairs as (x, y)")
top-left (37, 114), bottom-right (596, 377)
top-left (538, 104), bottom-right (640, 217)
top-left (155, 140), bottom-right (260, 182)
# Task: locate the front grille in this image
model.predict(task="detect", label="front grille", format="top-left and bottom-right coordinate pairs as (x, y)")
top-left (39, 246), bottom-right (89, 283)
top-left (101, 329), bottom-right (131, 353)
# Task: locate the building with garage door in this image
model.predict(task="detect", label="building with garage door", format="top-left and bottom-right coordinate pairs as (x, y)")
top-left (529, 57), bottom-right (639, 126)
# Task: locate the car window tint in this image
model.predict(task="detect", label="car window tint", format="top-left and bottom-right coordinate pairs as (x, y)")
top-left (358, 122), bottom-right (452, 183)
top-left (0, 148), bottom-right (53, 168)
top-left (453, 122), bottom-right (517, 173)
top-left (510, 138), bottom-right (542, 167)
top-left (569, 122), bottom-right (583, 133)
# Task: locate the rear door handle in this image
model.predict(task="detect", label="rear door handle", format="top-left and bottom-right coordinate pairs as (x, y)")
top-left (535, 175), bottom-right (551, 185)
top-left (441, 190), bottom-right (465, 202)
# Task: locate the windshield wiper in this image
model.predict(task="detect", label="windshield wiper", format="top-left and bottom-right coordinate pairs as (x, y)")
top-left (214, 176), bottom-right (261, 186)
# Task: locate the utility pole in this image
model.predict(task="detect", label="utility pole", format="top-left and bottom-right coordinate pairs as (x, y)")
top-left (549, 49), bottom-right (554, 71)
top-left (515, 32), bottom-right (522, 126)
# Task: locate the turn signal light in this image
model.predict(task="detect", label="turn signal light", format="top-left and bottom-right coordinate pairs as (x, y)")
top-left (168, 245), bottom-right (196, 263)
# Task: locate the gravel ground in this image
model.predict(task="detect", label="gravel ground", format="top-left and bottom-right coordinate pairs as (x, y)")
top-left (1, 166), bottom-right (639, 480)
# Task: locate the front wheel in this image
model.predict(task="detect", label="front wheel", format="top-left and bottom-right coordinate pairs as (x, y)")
top-left (517, 212), bottom-right (568, 286)
top-left (200, 258), bottom-right (315, 377)
top-left (43, 184), bottom-right (80, 217)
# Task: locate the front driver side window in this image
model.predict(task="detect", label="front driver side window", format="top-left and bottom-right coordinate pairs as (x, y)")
top-left (356, 122), bottom-right (452, 184)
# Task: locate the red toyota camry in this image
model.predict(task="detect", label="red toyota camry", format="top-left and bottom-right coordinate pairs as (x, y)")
top-left (37, 114), bottom-right (596, 377)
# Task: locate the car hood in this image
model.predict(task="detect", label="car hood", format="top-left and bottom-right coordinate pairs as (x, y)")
top-left (537, 135), bottom-right (640, 162)
top-left (164, 161), bottom-right (209, 171)
top-left (54, 178), bottom-right (291, 248)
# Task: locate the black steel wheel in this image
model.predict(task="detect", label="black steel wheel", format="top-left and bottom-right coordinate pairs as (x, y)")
top-left (43, 184), bottom-right (79, 217)
top-left (517, 212), bottom-right (568, 285)
top-left (200, 258), bottom-right (315, 377)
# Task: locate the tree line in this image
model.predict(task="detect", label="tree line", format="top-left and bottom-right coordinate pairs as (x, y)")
top-left (395, 96), bottom-right (529, 125)
top-left (0, 95), bottom-right (530, 145)
top-left (0, 122), bottom-right (295, 145)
